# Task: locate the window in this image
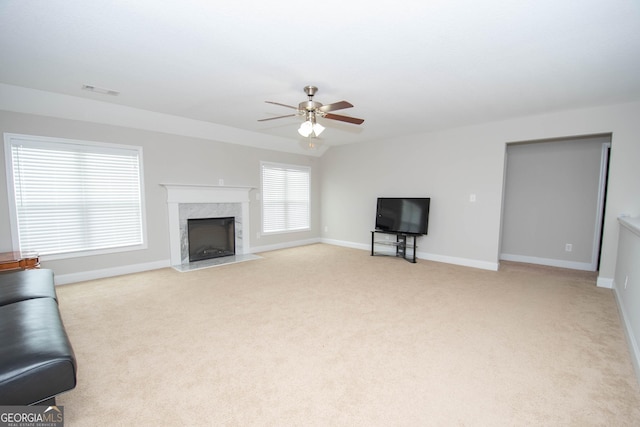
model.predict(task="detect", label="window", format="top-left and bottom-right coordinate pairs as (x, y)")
top-left (261, 162), bottom-right (310, 234)
top-left (4, 133), bottom-right (146, 258)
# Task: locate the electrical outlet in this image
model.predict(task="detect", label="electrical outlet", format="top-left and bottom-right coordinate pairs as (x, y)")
top-left (218, 178), bottom-right (224, 186)
top-left (565, 243), bottom-right (573, 252)
top-left (324, 226), bottom-right (329, 233)
top-left (469, 194), bottom-right (477, 202)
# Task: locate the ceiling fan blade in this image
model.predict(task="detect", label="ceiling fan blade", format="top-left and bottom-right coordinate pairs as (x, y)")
top-left (318, 101), bottom-right (353, 113)
top-left (258, 114), bottom-right (297, 122)
top-left (323, 113), bottom-right (364, 125)
top-left (265, 101), bottom-right (298, 110)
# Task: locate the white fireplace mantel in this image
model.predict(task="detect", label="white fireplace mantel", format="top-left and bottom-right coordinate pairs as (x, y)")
top-left (160, 184), bottom-right (254, 266)
top-left (162, 184), bottom-right (254, 204)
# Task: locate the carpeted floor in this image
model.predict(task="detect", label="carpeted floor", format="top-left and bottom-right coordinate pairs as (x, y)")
top-left (56, 244), bottom-right (640, 426)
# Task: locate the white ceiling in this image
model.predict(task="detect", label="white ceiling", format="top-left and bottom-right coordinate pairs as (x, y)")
top-left (1, 0), bottom-right (639, 154)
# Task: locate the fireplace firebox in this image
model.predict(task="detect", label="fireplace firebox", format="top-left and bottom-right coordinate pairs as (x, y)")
top-left (187, 217), bottom-right (235, 262)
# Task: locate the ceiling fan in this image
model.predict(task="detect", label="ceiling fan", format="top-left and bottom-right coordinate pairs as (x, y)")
top-left (258, 85), bottom-right (364, 138)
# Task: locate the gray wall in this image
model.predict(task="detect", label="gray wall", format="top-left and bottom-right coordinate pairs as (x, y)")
top-left (320, 127), bottom-right (505, 269)
top-left (319, 101), bottom-right (640, 285)
top-left (614, 217), bottom-right (640, 382)
top-left (0, 110), bottom-right (321, 278)
top-left (501, 136), bottom-right (608, 269)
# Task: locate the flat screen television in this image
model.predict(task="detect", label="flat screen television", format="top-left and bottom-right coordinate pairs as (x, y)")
top-left (375, 197), bottom-right (430, 235)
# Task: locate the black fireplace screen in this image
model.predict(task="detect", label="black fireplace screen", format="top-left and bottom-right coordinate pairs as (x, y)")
top-left (187, 217), bottom-right (235, 262)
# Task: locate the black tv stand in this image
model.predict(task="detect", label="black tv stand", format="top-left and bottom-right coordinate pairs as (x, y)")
top-left (371, 230), bottom-right (419, 263)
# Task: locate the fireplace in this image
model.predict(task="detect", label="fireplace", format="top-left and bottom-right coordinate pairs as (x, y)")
top-left (188, 217), bottom-right (235, 262)
top-left (160, 184), bottom-right (254, 268)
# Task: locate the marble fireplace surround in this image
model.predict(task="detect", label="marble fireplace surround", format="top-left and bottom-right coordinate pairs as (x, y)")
top-left (161, 184), bottom-right (253, 267)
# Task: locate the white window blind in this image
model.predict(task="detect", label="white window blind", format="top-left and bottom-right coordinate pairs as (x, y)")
top-left (5, 134), bottom-right (145, 257)
top-left (261, 162), bottom-right (310, 233)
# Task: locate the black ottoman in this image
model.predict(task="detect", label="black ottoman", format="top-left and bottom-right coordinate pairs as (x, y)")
top-left (0, 269), bottom-right (57, 306)
top-left (0, 298), bottom-right (77, 405)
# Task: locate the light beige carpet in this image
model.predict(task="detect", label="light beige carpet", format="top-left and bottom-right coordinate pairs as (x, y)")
top-left (56, 244), bottom-right (640, 426)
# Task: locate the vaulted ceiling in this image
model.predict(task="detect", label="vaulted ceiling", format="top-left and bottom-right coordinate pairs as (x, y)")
top-left (1, 1), bottom-right (639, 154)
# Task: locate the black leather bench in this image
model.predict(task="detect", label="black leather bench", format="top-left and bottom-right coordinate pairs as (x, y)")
top-left (0, 269), bottom-right (76, 405)
top-left (0, 269), bottom-right (57, 306)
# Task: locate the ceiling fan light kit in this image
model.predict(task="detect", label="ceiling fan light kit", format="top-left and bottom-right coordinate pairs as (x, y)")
top-left (298, 120), bottom-right (325, 138)
top-left (298, 112), bottom-right (325, 138)
top-left (259, 85), bottom-right (364, 140)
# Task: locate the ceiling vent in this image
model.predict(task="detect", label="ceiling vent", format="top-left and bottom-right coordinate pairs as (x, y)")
top-left (82, 84), bottom-right (120, 96)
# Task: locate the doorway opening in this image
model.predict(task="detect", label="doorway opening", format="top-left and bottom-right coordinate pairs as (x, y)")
top-left (500, 133), bottom-right (611, 272)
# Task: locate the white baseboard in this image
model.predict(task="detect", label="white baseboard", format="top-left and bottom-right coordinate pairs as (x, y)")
top-left (420, 252), bottom-right (499, 271)
top-left (613, 281), bottom-right (640, 386)
top-left (500, 253), bottom-right (594, 271)
top-left (596, 276), bottom-right (614, 289)
top-left (53, 245), bottom-right (593, 285)
top-left (322, 238), bottom-right (499, 271)
top-left (250, 238), bottom-right (322, 254)
top-left (54, 259), bottom-right (171, 285)
top-left (321, 238), bottom-right (369, 251)
top-left (54, 238), bottom-right (322, 285)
